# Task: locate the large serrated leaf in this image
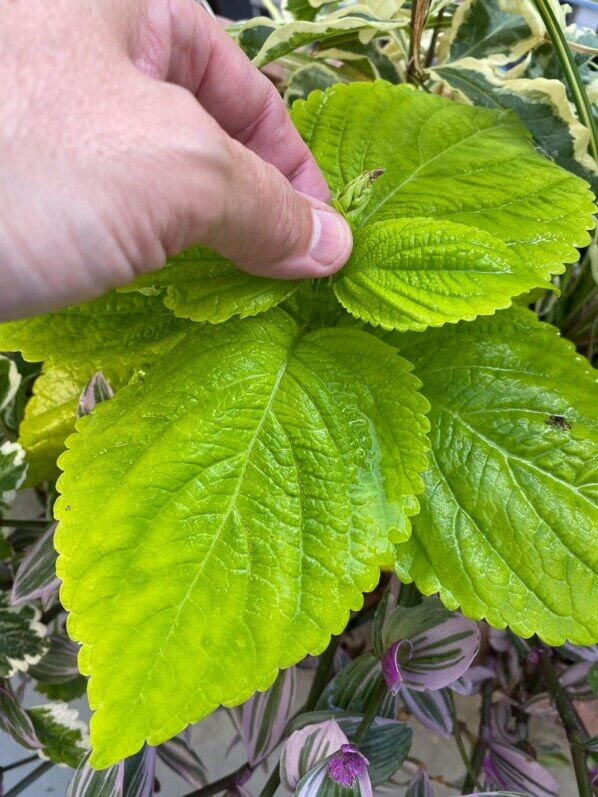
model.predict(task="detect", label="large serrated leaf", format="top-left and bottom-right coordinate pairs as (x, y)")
top-left (385, 307), bottom-right (598, 645)
top-left (0, 291), bottom-right (190, 485)
top-left (0, 290), bottom-right (187, 368)
top-left (55, 309), bottom-right (429, 767)
top-left (120, 246), bottom-right (296, 324)
top-left (292, 82), bottom-right (594, 331)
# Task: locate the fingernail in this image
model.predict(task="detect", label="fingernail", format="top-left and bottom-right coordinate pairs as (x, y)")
top-left (309, 208), bottom-right (352, 269)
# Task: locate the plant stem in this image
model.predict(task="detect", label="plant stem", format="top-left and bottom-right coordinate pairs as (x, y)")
top-left (3, 761), bottom-right (53, 797)
top-left (531, 0), bottom-right (598, 162)
top-left (0, 756), bottom-right (38, 774)
top-left (0, 519), bottom-right (50, 528)
top-left (447, 692), bottom-right (482, 790)
top-left (407, 0), bottom-right (431, 83)
top-left (183, 764), bottom-right (251, 797)
top-left (352, 678), bottom-right (388, 745)
top-left (424, 3), bottom-right (446, 68)
top-left (462, 679), bottom-right (493, 793)
top-left (538, 648), bottom-right (592, 797)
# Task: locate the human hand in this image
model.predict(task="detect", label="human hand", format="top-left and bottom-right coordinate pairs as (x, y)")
top-left (0, 0), bottom-right (352, 320)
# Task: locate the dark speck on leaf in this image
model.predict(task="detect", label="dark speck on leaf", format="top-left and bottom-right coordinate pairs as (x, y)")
top-left (545, 415), bottom-right (572, 431)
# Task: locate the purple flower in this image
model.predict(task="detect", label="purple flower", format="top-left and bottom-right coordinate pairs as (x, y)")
top-left (280, 719), bottom-right (348, 790)
top-left (327, 744), bottom-right (369, 787)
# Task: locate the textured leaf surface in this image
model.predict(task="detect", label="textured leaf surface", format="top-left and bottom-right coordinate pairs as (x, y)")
top-left (2, 292), bottom-right (189, 485)
top-left (121, 247), bottom-right (295, 324)
top-left (0, 290), bottom-right (187, 369)
top-left (55, 309), bottom-right (429, 766)
top-left (386, 307), bottom-right (598, 644)
top-left (292, 82), bottom-right (594, 330)
top-left (0, 593), bottom-right (48, 677)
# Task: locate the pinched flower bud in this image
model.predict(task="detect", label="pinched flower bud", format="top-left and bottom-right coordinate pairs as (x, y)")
top-left (333, 168), bottom-right (385, 220)
top-left (77, 371), bottom-right (114, 417)
top-left (280, 719), bottom-right (349, 790)
top-left (327, 744), bottom-right (372, 795)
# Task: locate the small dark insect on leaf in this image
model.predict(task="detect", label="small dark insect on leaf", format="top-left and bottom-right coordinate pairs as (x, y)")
top-left (545, 414), bottom-right (572, 431)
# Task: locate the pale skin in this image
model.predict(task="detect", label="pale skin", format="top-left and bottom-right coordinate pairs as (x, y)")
top-left (0, 0), bottom-right (353, 321)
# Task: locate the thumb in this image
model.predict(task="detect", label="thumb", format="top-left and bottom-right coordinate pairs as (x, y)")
top-left (190, 136), bottom-right (353, 280)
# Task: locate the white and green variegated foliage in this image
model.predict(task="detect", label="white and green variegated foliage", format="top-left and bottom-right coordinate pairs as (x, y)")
top-left (0, 79), bottom-right (596, 770)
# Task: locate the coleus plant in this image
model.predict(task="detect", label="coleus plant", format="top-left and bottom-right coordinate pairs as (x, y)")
top-left (0, 80), bottom-right (596, 770)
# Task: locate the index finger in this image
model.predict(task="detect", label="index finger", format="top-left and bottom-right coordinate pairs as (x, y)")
top-left (133, 0), bottom-right (330, 201)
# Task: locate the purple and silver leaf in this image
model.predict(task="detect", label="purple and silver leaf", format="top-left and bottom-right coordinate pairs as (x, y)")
top-left (295, 760), bottom-right (329, 797)
top-left (450, 666), bottom-right (494, 696)
top-left (384, 615), bottom-right (480, 692)
top-left (234, 667), bottom-right (296, 767)
top-left (560, 662), bottom-right (595, 701)
top-left (10, 523), bottom-right (59, 607)
top-left (280, 719), bottom-right (348, 790)
top-left (122, 745), bottom-right (156, 797)
top-left (405, 769), bottom-right (434, 797)
top-left (28, 634), bottom-right (80, 684)
top-left (157, 736), bottom-right (207, 788)
top-left (0, 686), bottom-right (41, 750)
top-left (66, 752), bottom-right (122, 797)
top-left (400, 687), bottom-right (452, 738)
top-left (77, 371), bottom-right (115, 418)
top-left (483, 742), bottom-right (559, 797)
top-left (557, 643), bottom-right (598, 663)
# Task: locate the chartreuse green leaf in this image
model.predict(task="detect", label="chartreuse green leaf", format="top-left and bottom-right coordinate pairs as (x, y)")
top-left (120, 246), bottom-right (296, 324)
top-left (384, 306), bottom-right (598, 645)
top-left (19, 364), bottom-right (129, 485)
top-left (55, 308), bottom-right (429, 767)
top-left (0, 291), bottom-right (190, 484)
top-left (292, 82), bottom-right (594, 331)
top-left (0, 290), bottom-right (188, 368)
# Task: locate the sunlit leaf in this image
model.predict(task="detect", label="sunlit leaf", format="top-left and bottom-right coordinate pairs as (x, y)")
top-left (55, 309), bottom-right (429, 766)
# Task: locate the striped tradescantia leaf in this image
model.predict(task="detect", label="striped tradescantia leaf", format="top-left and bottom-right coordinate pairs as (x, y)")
top-left (29, 634), bottom-right (80, 684)
top-left (233, 667), bottom-right (297, 767)
top-left (406, 769), bottom-right (434, 797)
top-left (381, 600), bottom-right (480, 692)
top-left (77, 372), bottom-right (114, 418)
top-left (400, 688), bottom-right (453, 738)
top-left (67, 752), bottom-right (122, 797)
top-left (280, 719), bottom-right (349, 790)
top-left (483, 742), bottom-right (559, 797)
top-left (156, 736), bottom-right (207, 788)
top-left (122, 745), bottom-right (156, 797)
top-left (316, 653), bottom-right (395, 719)
top-left (0, 441), bottom-right (27, 509)
top-left (10, 523), bottom-right (59, 607)
top-left (0, 686), bottom-right (42, 750)
top-left (482, 742), bottom-right (559, 797)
